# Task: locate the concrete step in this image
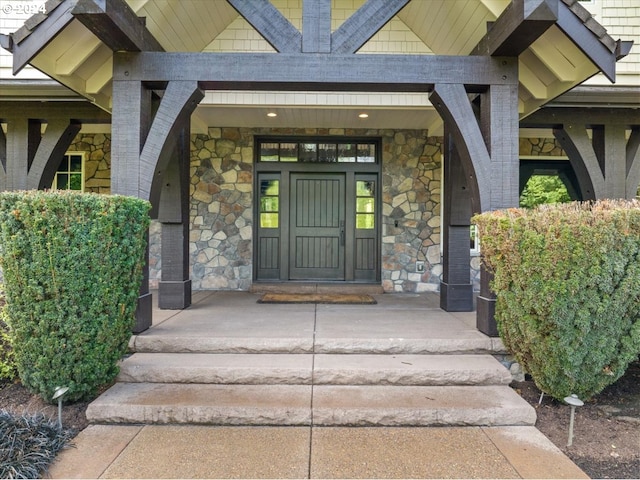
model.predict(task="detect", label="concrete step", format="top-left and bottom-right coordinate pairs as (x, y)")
top-left (86, 383), bottom-right (536, 427)
top-left (131, 336), bottom-right (501, 355)
top-left (117, 353), bottom-right (512, 386)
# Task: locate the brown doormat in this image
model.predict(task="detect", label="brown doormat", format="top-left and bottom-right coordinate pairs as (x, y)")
top-left (258, 293), bottom-right (377, 304)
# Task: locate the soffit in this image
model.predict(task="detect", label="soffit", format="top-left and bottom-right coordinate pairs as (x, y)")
top-left (3, 0), bottom-right (626, 133)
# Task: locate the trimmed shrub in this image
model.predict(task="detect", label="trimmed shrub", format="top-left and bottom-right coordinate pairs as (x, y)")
top-left (473, 200), bottom-right (640, 401)
top-left (0, 303), bottom-right (16, 382)
top-left (0, 191), bottom-right (150, 403)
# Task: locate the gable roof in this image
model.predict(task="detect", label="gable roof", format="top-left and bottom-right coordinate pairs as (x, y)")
top-left (0, 0), bottom-right (631, 133)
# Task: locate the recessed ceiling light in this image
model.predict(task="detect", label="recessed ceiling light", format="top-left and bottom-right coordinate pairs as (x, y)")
top-left (358, 113), bottom-right (369, 118)
top-left (267, 112), bottom-right (277, 117)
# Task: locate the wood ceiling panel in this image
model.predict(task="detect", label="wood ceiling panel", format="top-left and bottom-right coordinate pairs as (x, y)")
top-left (530, 35), bottom-right (577, 82)
top-left (429, 0), bottom-right (470, 53)
top-left (438, 1), bottom-right (482, 55)
top-left (192, 105), bottom-right (438, 131)
top-left (86, 57), bottom-right (113, 94)
top-left (134, 0), bottom-right (239, 52)
top-left (137, 2), bottom-right (179, 51)
top-left (519, 61), bottom-right (548, 99)
top-left (399, 0), bottom-right (497, 55)
top-left (54, 23), bottom-right (101, 76)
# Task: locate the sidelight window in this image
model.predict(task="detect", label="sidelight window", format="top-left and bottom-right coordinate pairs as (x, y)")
top-left (356, 180), bottom-right (375, 229)
top-left (259, 179), bottom-right (280, 228)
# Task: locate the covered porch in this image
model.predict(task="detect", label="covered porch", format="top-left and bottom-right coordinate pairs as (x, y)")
top-left (1, 0), bottom-right (634, 338)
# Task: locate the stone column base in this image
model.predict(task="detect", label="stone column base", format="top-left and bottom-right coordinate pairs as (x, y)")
top-left (440, 282), bottom-right (474, 312)
top-left (476, 295), bottom-right (498, 337)
top-left (134, 292), bottom-right (153, 334)
top-left (159, 280), bottom-right (192, 310)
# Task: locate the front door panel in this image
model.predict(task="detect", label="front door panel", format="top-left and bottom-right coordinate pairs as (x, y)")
top-left (290, 173), bottom-right (345, 280)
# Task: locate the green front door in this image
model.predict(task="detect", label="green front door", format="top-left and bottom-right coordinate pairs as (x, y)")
top-left (289, 173), bottom-right (346, 280)
top-left (254, 137), bottom-right (381, 283)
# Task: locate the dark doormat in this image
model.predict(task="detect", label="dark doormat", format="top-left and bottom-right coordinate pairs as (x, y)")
top-left (258, 293), bottom-right (377, 304)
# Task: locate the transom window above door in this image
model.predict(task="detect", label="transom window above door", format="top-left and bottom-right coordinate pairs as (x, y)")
top-left (259, 141), bottom-right (376, 163)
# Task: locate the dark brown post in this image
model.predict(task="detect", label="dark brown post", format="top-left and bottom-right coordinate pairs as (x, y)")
top-left (440, 129), bottom-right (473, 311)
top-left (158, 126), bottom-right (192, 309)
top-left (476, 83), bottom-right (520, 336)
top-left (111, 75), bottom-right (154, 332)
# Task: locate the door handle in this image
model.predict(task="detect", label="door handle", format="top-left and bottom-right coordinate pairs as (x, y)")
top-left (339, 220), bottom-right (345, 246)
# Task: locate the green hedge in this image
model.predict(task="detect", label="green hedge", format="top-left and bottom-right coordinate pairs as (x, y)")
top-left (0, 303), bottom-right (16, 381)
top-left (0, 191), bottom-right (150, 403)
top-left (474, 200), bottom-right (640, 400)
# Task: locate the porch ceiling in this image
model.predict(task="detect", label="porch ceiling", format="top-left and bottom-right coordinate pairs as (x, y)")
top-left (1, 0), bottom-right (627, 134)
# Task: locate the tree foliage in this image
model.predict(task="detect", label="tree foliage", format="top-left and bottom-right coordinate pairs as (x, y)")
top-left (520, 175), bottom-right (571, 208)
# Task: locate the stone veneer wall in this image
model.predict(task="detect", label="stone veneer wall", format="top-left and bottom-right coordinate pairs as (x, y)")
top-left (519, 137), bottom-right (566, 156)
top-left (67, 133), bottom-right (112, 194)
top-left (187, 127), bottom-right (446, 292)
top-left (71, 132), bottom-right (566, 292)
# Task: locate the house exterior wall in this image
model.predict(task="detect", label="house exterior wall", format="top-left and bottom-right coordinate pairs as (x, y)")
top-left (582, 0), bottom-right (640, 85)
top-left (67, 133), bottom-right (111, 194)
top-left (64, 131), bottom-right (568, 293)
top-left (185, 127), bottom-right (445, 293)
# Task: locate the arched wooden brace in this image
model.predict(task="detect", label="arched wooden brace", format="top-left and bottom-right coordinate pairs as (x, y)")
top-left (29, 120), bottom-right (82, 190)
top-left (430, 83), bottom-right (519, 335)
top-left (0, 117), bottom-right (81, 191)
top-left (521, 105), bottom-right (640, 199)
top-left (554, 123), bottom-right (640, 200)
top-left (111, 79), bottom-right (204, 331)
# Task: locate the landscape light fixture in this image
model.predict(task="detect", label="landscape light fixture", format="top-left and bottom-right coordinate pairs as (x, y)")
top-left (52, 386), bottom-right (69, 429)
top-left (564, 394), bottom-right (584, 447)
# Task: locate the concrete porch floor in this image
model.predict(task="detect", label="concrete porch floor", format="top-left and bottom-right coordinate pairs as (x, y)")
top-left (48, 290), bottom-right (588, 479)
top-left (134, 290), bottom-right (502, 355)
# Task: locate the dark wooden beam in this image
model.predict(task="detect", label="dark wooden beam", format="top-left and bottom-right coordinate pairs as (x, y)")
top-left (429, 83), bottom-right (489, 213)
top-left (0, 101), bottom-right (111, 123)
top-left (27, 120), bottom-right (82, 189)
top-left (227, 0), bottom-right (301, 53)
top-left (472, 0), bottom-right (558, 56)
top-left (303, 0), bottom-right (331, 53)
top-left (0, 33), bottom-right (12, 52)
top-left (627, 128), bottom-right (640, 196)
top-left (332, 0), bottom-right (410, 54)
top-left (553, 126), bottom-right (602, 199)
top-left (158, 127), bottom-right (192, 310)
top-left (522, 107), bottom-right (640, 127)
top-left (27, 119), bottom-right (41, 171)
top-left (0, 125), bottom-right (6, 173)
top-left (440, 130), bottom-right (474, 313)
top-left (10, 0), bottom-right (79, 73)
top-left (113, 52), bottom-right (518, 90)
top-left (481, 84), bottom-right (520, 209)
top-left (71, 0), bottom-right (163, 52)
top-left (141, 81), bottom-right (204, 206)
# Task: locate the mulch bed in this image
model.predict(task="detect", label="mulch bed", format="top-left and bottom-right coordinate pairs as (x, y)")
top-left (513, 360), bottom-right (640, 479)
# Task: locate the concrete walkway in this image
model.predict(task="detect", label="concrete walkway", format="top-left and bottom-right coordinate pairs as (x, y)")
top-left (47, 291), bottom-right (588, 479)
top-left (48, 424), bottom-right (588, 479)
